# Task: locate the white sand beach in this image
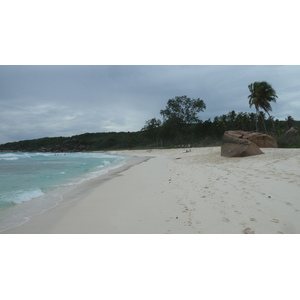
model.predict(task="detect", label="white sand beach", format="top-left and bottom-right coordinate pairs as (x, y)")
top-left (3, 147), bottom-right (300, 234)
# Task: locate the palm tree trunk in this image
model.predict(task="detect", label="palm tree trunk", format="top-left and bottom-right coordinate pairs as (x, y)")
top-left (265, 111), bottom-right (276, 137)
top-left (260, 113), bottom-right (267, 133)
top-left (256, 109), bottom-right (267, 133)
top-left (255, 109), bottom-right (259, 132)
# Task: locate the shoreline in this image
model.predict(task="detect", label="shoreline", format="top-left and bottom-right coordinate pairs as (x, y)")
top-left (1, 154), bottom-right (150, 234)
top-left (3, 147), bottom-right (300, 234)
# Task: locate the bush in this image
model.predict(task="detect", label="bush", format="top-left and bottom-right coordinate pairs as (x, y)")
top-left (277, 133), bottom-right (300, 148)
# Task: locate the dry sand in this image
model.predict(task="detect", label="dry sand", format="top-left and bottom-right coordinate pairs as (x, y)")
top-left (3, 147), bottom-right (300, 234)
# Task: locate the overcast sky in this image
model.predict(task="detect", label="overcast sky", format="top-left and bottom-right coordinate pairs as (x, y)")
top-left (0, 65), bottom-right (300, 144)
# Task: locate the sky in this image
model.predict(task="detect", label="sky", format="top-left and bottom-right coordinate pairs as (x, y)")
top-left (0, 65), bottom-right (300, 144)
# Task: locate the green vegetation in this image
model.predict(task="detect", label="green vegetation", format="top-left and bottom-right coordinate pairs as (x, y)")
top-left (1, 110), bottom-right (299, 152)
top-left (0, 132), bottom-right (152, 152)
top-left (1, 89), bottom-right (300, 152)
top-left (248, 81), bottom-right (278, 133)
top-left (159, 96), bottom-right (206, 145)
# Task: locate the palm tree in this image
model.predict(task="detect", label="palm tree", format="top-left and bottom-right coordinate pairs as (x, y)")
top-left (285, 115), bottom-right (294, 129)
top-left (248, 81), bottom-right (278, 133)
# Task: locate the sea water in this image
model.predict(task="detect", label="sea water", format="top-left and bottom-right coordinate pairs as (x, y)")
top-left (0, 152), bottom-right (125, 232)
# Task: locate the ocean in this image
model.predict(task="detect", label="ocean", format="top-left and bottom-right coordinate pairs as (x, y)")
top-left (0, 152), bottom-right (125, 232)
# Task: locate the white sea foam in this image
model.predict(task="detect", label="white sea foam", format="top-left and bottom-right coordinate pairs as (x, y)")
top-left (0, 152), bottom-right (32, 160)
top-left (59, 159), bottom-right (126, 186)
top-left (0, 152), bottom-right (57, 161)
top-left (0, 189), bottom-right (45, 209)
top-left (2, 157), bottom-right (19, 161)
top-left (12, 189), bottom-right (45, 204)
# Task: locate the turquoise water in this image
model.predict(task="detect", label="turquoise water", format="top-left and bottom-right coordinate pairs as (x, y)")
top-left (0, 152), bottom-right (125, 232)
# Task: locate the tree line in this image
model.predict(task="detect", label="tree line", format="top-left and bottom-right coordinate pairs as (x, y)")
top-left (142, 108), bottom-right (299, 148)
top-left (142, 81), bottom-right (299, 148)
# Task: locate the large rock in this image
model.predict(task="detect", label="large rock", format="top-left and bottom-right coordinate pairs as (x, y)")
top-left (221, 130), bottom-right (277, 157)
top-left (285, 127), bottom-right (299, 135)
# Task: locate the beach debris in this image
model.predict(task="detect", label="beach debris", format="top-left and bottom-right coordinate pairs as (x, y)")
top-left (221, 130), bottom-right (277, 157)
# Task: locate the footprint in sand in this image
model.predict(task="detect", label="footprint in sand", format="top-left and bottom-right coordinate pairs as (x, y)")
top-left (250, 217), bottom-right (256, 222)
top-left (243, 228), bottom-right (255, 234)
top-left (285, 202), bottom-right (292, 206)
top-left (222, 217), bottom-right (230, 223)
top-left (270, 218), bottom-right (279, 223)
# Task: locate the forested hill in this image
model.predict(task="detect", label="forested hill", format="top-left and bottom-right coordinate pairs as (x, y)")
top-left (0, 132), bottom-right (150, 152)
